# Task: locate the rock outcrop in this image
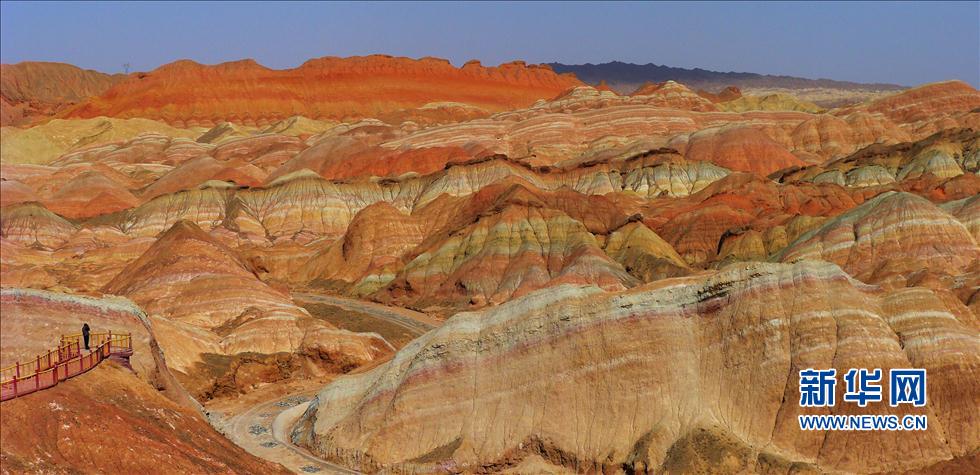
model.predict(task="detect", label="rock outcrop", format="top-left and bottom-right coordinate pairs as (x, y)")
top-left (3, 58), bottom-right (978, 475)
top-left (603, 221), bottom-right (691, 281)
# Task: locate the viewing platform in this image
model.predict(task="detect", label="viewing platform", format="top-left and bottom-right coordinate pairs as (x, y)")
top-left (0, 332), bottom-right (133, 402)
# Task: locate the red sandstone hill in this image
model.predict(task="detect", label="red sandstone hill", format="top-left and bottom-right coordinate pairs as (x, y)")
top-left (697, 85), bottom-right (742, 103)
top-left (0, 62), bottom-right (125, 126)
top-left (60, 55), bottom-right (584, 127)
top-left (0, 364), bottom-right (290, 474)
top-left (836, 80), bottom-right (980, 124)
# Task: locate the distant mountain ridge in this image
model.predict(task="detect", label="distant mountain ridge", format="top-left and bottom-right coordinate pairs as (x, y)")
top-left (59, 55), bottom-right (583, 127)
top-left (0, 62), bottom-right (125, 126)
top-left (548, 61), bottom-right (905, 94)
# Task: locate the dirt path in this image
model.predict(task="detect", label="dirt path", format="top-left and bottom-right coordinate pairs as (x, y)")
top-left (208, 293), bottom-right (437, 473)
top-left (292, 292), bottom-right (439, 334)
top-left (209, 383), bottom-right (357, 474)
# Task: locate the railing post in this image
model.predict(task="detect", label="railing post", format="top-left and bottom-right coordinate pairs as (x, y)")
top-left (15, 362), bottom-right (20, 378)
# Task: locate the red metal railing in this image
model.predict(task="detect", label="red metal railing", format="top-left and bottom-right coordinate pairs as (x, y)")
top-left (0, 331), bottom-right (133, 402)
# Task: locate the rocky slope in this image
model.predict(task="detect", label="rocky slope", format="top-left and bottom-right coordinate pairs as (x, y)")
top-left (293, 262), bottom-right (979, 473)
top-left (833, 81), bottom-right (980, 141)
top-left (680, 125), bottom-right (804, 175)
top-left (0, 364), bottom-right (289, 474)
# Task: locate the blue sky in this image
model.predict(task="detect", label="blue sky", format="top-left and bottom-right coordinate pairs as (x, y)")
top-left (1, 1), bottom-right (977, 87)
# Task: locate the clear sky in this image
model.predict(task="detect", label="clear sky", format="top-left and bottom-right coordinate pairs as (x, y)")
top-left (1, 1), bottom-right (977, 87)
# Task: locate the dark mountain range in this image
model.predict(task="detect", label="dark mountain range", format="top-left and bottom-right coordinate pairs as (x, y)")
top-left (548, 61), bottom-right (905, 94)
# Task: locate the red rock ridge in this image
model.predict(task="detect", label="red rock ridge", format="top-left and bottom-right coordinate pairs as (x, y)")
top-left (697, 85), bottom-right (743, 103)
top-left (61, 55), bottom-right (584, 127)
top-left (629, 80), bottom-right (719, 111)
top-left (0, 61), bottom-right (125, 126)
top-left (837, 80), bottom-right (980, 124)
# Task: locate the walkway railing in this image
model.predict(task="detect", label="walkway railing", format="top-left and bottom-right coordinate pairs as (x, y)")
top-left (0, 331), bottom-right (133, 402)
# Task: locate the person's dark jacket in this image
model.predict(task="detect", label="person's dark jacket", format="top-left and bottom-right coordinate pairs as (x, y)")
top-left (82, 323), bottom-right (91, 350)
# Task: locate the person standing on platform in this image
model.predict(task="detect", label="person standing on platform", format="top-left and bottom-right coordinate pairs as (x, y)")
top-left (82, 323), bottom-right (91, 351)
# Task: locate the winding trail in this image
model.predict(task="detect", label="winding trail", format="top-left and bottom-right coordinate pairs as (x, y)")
top-left (292, 292), bottom-right (440, 334)
top-left (208, 293), bottom-right (436, 474)
top-left (211, 386), bottom-right (357, 474)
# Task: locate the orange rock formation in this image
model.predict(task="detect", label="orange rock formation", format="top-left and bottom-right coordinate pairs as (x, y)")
top-left (61, 56), bottom-right (583, 126)
top-left (696, 85), bottom-right (743, 103)
top-left (0, 62), bottom-right (124, 126)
